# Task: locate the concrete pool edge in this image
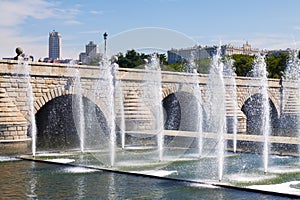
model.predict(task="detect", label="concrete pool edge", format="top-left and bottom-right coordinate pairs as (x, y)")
top-left (18, 155), bottom-right (300, 199)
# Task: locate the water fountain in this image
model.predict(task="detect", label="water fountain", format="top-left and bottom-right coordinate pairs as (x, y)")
top-left (223, 58), bottom-right (238, 153)
top-left (72, 69), bottom-right (85, 153)
top-left (142, 54), bottom-right (164, 161)
top-left (97, 56), bottom-right (117, 167)
top-left (249, 53), bottom-right (271, 173)
top-left (184, 53), bottom-right (203, 157)
top-left (116, 80), bottom-right (126, 149)
top-left (204, 46), bottom-right (227, 181)
top-left (13, 49), bottom-right (300, 198)
top-left (13, 57), bottom-right (37, 156)
top-left (284, 49), bottom-right (300, 157)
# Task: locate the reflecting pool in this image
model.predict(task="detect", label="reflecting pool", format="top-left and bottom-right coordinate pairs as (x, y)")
top-left (0, 159), bottom-right (294, 199)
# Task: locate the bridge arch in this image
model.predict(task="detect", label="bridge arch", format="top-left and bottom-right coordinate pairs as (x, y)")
top-left (238, 88), bottom-right (279, 113)
top-left (162, 83), bottom-right (203, 132)
top-left (35, 90), bottom-right (110, 150)
top-left (240, 92), bottom-right (279, 134)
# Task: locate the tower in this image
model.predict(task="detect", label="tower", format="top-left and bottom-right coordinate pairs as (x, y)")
top-left (86, 41), bottom-right (98, 56)
top-left (49, 31), bottom-right (62, 60)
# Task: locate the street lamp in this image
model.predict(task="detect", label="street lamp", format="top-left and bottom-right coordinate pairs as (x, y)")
top-left (103, 32), bottom-right (108, 55)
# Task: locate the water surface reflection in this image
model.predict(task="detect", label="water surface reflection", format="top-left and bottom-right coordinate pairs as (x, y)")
top-left (0, 161), bottom-right (290, 199)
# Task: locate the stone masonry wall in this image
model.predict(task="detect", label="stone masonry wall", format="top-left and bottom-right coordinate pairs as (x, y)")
top-left (0, 60), bottom-right (295, 142)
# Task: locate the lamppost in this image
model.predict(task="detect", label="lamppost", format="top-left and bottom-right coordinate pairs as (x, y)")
top-left (103, 32), bottom-right (108, 55)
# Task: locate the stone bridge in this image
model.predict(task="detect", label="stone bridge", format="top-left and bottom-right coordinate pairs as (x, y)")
top-left (0, 60), bottom-right (299, 147)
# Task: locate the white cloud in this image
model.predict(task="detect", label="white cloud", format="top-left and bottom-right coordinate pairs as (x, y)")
top-left (0, 0), bottom-right (56, 27)
top-left (293, 25), bottom-right (300, 31)
top-left (64, 20), bottom-right (82, 25)
top-left (89, 10), bottom-right (104, 15)
top-left (0, 0), bottom-right (84, 59)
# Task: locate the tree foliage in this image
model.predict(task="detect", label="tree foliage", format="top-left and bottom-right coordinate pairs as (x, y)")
top-left (117, 49), bottom-right (168, 69)
top-left (230, 54), bottom-right (255, 77)
top-left (115, 49), bottom-right (294, 78)
top-left (229, 53), bottom-right (289, 78)
top-left (265, 53), bottom-right (289, 79)
top-left (117, 50), bottom-right (148, 68)
top-left (195, 58), bottom-right (211, 74)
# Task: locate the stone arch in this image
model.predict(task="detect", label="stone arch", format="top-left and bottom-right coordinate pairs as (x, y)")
top-left (162, 84), bottom-right (203, 131)
top-left (240, 92), bottom-right (279, 134)
top-left (35, 92), bottom-right (109, 150)
top-left (238, 89), bottom-right (279, 117)
top-left (34, 86), bottom-right (69, 114)
top-left (161, 84), bottom-right (179, 99)
top-left (33, 86), bottom-right (111, 122)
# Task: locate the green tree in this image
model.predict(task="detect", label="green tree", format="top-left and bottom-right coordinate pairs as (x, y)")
top-left (266, 53), bottom-right (288, 78)
top-left (168, 62), bottom-right (185, 72)
top-left (118, 49), bottom-right (146, 68)
top-left (118, 49), bottom-right (170, 69)
top-left (158, 53), bottom-right (167, 65)
top-left (195, 58), bottom-right (211, 74)
top-left (230, 54), bottom-right (255, 76)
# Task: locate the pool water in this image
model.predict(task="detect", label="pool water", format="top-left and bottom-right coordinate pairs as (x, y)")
top-left (0, 160), bottom-right (293, 200)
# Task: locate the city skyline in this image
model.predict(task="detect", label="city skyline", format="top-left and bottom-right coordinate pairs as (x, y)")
top-left (1, 0), bottom-right (300, 60)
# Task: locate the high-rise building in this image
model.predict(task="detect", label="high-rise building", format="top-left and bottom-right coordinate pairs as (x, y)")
top-left (49, 31), bottom-right (62, 60)
top-left (78, 41), bottom-right (102, 64)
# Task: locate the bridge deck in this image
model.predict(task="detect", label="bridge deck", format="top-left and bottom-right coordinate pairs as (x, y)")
top-left (126, 130), bottom-right (299, 145)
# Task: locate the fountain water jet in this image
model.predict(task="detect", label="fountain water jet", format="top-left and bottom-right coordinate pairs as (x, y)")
top-left (14, 58), bottom-right (37, 156)
top-left (223, 58), bottom-right (238, 152)
top-left (250, 53), bottom-right (270, 173)
top-left (118, 87), bottom-right (126, 149)
top-left (143, 54), bottom-right (164, 161)
top-left (97, 56), bottom-right (117, 167)
top-left (284, 49), bottom-right (300, 159)
top-left (185, 53), bottom-right (203, 157)
top-left (73, 69), bottom-right (85, 153)
top-left (205, 45), bottom-right (227, 181)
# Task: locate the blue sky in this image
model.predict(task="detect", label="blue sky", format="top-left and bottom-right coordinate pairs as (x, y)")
top-left (1, 0), bottom-right (300, 60)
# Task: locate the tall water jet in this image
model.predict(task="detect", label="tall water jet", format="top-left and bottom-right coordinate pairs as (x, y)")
top-left (284, 49), bottom-right (300, 158)
top-left (224, 58), bottom-right (238, 153)
top-left (205, 46), bottom-right (227, 181)
top-left (15, 57), bottom-right (37, 156)
top-left (143, 54), bottom-right (164, 161)
top-left (185, 54), bottom-right (203, 157)
top-left (73, 69), bottom-right (85, 152)
top-left (114, 58), bottom-right (125, 149)
top-left (285, 49), bottom-right (300, 80)
top-left (97, 56), bottom-right (117, 167)
top-left (118, 90), bottom-right (125, 149)
top-left (250, 53), bottom-right (270, 173)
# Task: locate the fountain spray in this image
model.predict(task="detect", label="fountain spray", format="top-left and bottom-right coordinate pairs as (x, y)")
top-left (186, 53), bottom-right (203, 157)
top-left (144, 54), bottom-right (164, 161)
top-left (73, 69), bottom-right (85, 153)
top-left (285, 49), bottom-right (300, 162)
top-left (16, 58), bottom-right (37, 157)
top-left (251, 53), bottom-right (270, 173)
top-left (224, 58), bottom-right (238, 153)
top-left (206, 45), bottom-right (226, 181)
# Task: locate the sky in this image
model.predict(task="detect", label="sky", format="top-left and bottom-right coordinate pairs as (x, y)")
top-left (1, 0), bottom-right (300, 60)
